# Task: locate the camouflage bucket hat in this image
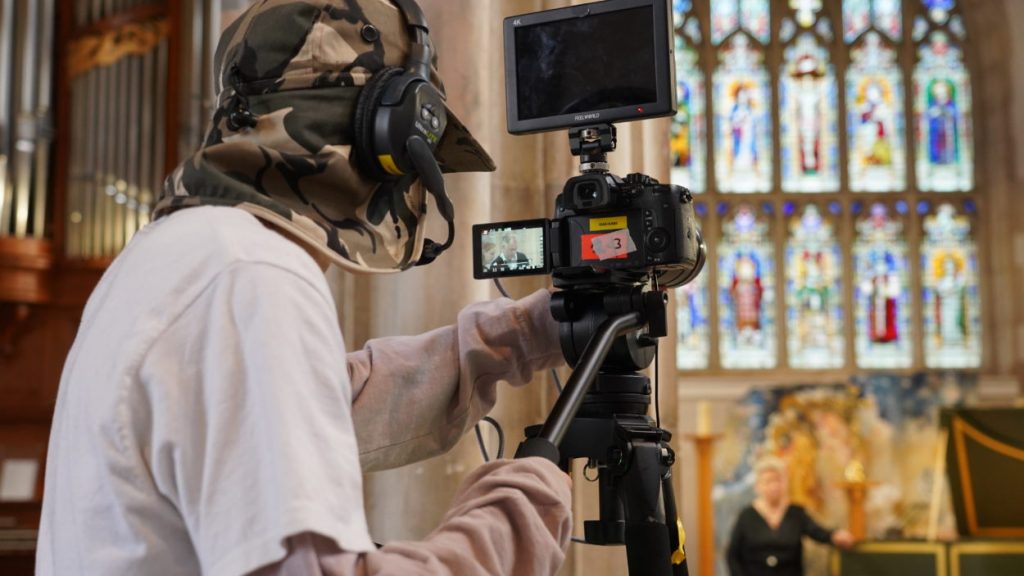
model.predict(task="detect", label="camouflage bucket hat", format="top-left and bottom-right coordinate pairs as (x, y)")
top-left (156, 0), bottom-right (495, 274)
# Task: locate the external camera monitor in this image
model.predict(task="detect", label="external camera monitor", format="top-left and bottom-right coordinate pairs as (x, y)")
top-left (472, 219), bottom-right (551, 279)
top-left (504, 0), bottom-right (676, 134)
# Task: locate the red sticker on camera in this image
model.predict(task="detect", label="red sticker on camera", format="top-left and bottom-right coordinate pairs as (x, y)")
top-left (582, 229), bottom-right (636, 261)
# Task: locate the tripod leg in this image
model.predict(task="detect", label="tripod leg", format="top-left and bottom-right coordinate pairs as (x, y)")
top-left (618, 440), bottom-right (676, 576)
top-left (662, 471), bottom-right (690, 576)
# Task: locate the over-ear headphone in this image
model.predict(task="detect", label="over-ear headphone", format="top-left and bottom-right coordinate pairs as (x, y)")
top-left (225, 0), bottom-right (454, 267)
top-left (352, 0), bottom-right (448, 183)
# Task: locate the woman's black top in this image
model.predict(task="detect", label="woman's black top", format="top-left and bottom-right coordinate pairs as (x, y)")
top-left (726, 504), bottom-right (833, 576)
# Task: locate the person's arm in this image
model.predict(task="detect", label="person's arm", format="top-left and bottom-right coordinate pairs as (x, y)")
top-left (348, 289), bottom-right (563, 471)
top-left (726, 511), bottom-right (748, 576)
top-left (797, 506), bottom-right (834, 544)
top-left (248, 458), bottom-right (572, 576)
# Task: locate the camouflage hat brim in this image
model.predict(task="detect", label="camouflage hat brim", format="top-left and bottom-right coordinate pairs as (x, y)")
top-left (435, 106), bottom-right (496, 174)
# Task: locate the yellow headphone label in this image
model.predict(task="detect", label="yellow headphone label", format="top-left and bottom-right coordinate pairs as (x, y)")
top-left (378, 155), bottom-right (405, 176)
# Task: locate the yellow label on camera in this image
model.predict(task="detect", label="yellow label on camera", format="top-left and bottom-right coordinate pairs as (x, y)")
top-left (589, 216), bottom-right (627, 231)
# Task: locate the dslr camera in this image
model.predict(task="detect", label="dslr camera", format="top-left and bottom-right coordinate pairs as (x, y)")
top-left (472, 0), bottom-right (705, 288)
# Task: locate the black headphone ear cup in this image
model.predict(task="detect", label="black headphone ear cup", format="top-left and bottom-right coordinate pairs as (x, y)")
top-left (353, 66), bottom-right (407, 182)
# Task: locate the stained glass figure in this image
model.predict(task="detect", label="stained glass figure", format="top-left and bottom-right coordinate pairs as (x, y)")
top-left (925, 0), bottom-right (955, 24)
top-left (922, 203), bottom-right (981, 368)
top-left (790, 0), bottom-right (822, 28)
top-left (915, 32), bottom-right (973, 192)
top-left (847, 32), bottom-right (906, 192)
top-left (672, 44), bottom-right (706, 192)
top-left (853, 203), bottom-right (912, 368)
top-left (719, 204), bottom-right (777, 368)
top-left (786, 204), bottom-right (844, 368)
top-left (677, 271), bottom-right (711, 370)
top-left (712, 0), bottom-right (770, 44)
top-left (781, 34), bottom-right (839, 192)
top-left (714, 35), bottom-right (773, 193)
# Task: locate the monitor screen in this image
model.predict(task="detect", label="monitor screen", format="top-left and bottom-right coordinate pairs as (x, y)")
top-left (514, 6), bottom-right (657, 121)
top-left (473, 221), bottom-right (549, 279)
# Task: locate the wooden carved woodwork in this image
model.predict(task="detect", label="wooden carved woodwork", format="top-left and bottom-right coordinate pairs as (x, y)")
top-left (66, 18), bottom-right (169, 80)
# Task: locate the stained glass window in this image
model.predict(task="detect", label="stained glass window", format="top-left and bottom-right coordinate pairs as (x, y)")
top-left (873, 0), bottom-right (902, 39)
top-left (740, 0), bottom-right (771, 43)
top-left (711, 0), bottom-right (740, 44)
top-left (922, 203), bottom-right (981, 368)
top-left (781, 34), bottom-right (839, 192)
top-left (786, 204), bottom-right (845, 368)
top-left (714, 35), bottom-right (773, 193)
top-left (790, 0), bottom-right (823, 28)
top-left (847, 32), bottom-right (905, 192)
top-left (853, 203), bottom-right (912, 368)
top-left (914, 31), bottom-right (973, 192)
top-left (844, 0), bottom-right (901, 42)
top-left (667, 1), bottom-right (983, 374)
top-left (925, 0), bottom-right (955, 24)
top-left (677, 269), bottom-right (711, 370)
top-left (711, 0), bottom-right (770, 45)
top-left (672, 4), bottom-right (706, 193)
top-left (719, 204), bottom-right (777, 368)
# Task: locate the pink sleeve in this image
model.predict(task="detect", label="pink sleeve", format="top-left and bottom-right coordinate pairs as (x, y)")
top-left (247, 458), bottom-right (573, 576)
top-left (348, 289), bottom-right (563, 471)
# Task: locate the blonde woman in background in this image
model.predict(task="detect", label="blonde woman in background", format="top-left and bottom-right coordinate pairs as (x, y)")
top-left (727, 458), bottom-right (855, 576)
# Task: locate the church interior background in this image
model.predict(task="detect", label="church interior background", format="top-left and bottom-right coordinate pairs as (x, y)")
top-left (2, 0), bottom-right (1024, 574)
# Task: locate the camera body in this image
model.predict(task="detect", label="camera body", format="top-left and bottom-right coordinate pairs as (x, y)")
top-left (472, 170), bottom-right (703, 288)
top-left (553, 172), bottom-right (702, 285)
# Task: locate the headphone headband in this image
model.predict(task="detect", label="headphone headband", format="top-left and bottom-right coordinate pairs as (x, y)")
top-left (390, 0), bottom-right (429, 32)
top-left (391, 0), bottom-right (432, 80)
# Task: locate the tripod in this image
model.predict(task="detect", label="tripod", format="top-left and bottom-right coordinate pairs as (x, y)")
top-left (515, 284), bottom-right (689, 576)
top-left (513, 124), bottom-right (695, 575)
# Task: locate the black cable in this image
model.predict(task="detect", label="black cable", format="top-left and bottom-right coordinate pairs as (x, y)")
top-left (654, 339), bottom-right (661, 429)
top-left (493, 278), bottom-right (511, 298)
top-left (651, 275), bottom-right (662, 429)
top-left (474, 424), bottom-right (490, 462)
top-left (482, 416), bottom-right (505, 459)
top-left (475, 416), bottom-right (506, 462)
top-left (550, 368), bottom-right (563, 394)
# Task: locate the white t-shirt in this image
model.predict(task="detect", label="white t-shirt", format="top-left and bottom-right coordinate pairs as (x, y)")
top-left (38, 207), bottom-right (376, 576)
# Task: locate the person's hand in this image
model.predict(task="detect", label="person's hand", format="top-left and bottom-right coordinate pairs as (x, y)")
top-left (832, 529), bottom-right (856, 550)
